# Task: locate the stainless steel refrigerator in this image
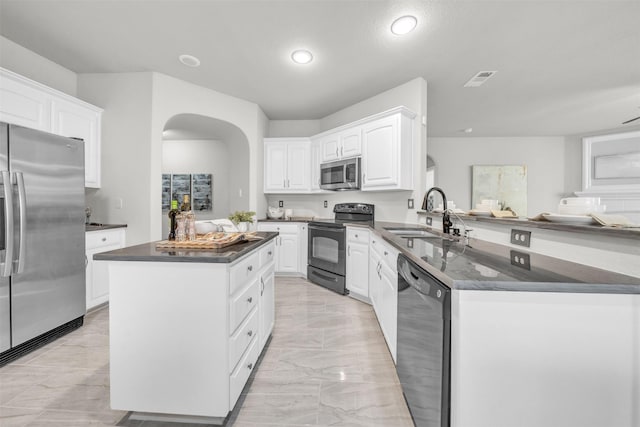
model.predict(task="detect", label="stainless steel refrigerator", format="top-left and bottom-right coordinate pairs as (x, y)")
top-left (0, 122), bottom-right (85, 364)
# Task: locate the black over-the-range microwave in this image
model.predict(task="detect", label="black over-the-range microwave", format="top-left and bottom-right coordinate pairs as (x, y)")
top-left (319, 157), bottom-right (361, 191)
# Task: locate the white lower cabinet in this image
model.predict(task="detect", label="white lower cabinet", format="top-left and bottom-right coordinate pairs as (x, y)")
top-left (85, 228), bottom-right (126, 310)
top-left (257, 222), bottom-right (307, 276)
top-left (258, 242), bottom-right (276, 350)
top-left (369, 234), bottom-right (400, 362)
top-left (106, 241), bottom-right (276, 418)
top-left (346, 227), bottom-right (370, 299)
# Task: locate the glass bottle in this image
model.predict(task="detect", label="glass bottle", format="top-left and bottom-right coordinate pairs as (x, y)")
top-left (167, 199), bottom-right (179, 240)
top-left (180, 194), bottom-right (191, 212)
top-left (186, 211), bottom-right (196, 241)
top-left (175, 212), bottom-right (187, 242)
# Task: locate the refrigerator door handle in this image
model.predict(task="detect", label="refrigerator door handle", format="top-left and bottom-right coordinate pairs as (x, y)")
top-left (15, 172), bottom-right (26, 274)
top-left (1, 170), bottom-right (14, 277)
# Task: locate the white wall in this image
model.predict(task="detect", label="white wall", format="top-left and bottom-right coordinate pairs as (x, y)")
top-left (268, 119), bottom-right (321, 137)
top-left (162, 139), bottom-right (229, 219)
top-left (150, 73), bottom-right (266, 241)
top-left (266, 77), bottom-right (428, 224)
top-left (79, 72), bottom-right (154, 246)
top-left (428, 136), bottom-right (568, 216)
top-left (0, 35), bottom-right (77, 96)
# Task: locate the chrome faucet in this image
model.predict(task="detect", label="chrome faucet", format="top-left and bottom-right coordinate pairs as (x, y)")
top-left (422, 187), bottom-right (453, 234)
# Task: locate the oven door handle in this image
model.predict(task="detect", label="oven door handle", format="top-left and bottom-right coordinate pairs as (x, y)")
top-left (308, 225), bottom-right (343, 233)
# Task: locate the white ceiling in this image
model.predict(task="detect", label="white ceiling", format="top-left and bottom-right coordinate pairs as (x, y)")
top-left (1, 0), bottom-right (639, 137)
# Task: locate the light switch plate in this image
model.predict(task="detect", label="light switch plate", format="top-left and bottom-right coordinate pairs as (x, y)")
top-left (408, 199), bottom-right (414, 209)
top-left (278, 200), bottom-right (283, 208)
top-left (426, 217), bottom-right (433, 226)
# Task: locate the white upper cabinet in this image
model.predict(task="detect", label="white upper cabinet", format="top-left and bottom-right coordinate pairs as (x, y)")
top-left (0, 67), bottom-right (103, 188)
top-left (309, 139), bottom-right (324, 192)
top-left (263, 106), bottom-right (415, 195)
top-left (0, 71), bottom-right (51, 131)
top-left (51, 97), bottom-right (102, 188)
top-left (263, 138), bottom-right (310, 193)
top-left (320, 127), bottom-right (362, 163)
top-left (361, 108), bottom-right (414, 191)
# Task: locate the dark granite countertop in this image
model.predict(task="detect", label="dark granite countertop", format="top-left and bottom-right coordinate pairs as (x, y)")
top-left (419, 211), bottom-right (640, 240)
top-left (93, 232), bottom-right (278, 263)
top-left (368, 221), bottom-right (640, 293)
top-left (258, 217), bottom-right (316, 223)
top-left (85, 223), bottom-right (128, 232)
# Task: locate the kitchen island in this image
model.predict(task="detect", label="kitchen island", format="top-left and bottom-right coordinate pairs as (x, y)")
top-left (93, 232), bottom-right (277, 425)
top-left (368, 222), bottom-right (640, 427)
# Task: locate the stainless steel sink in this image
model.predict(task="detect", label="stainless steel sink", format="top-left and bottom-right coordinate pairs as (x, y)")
top-left (384, 227), bottom-right (458, 242)
top-left (384, 228), bottom-right (441, 238)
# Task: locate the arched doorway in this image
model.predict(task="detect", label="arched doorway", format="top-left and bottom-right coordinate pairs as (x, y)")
top-left (160, 113), bottom-right (250, 238)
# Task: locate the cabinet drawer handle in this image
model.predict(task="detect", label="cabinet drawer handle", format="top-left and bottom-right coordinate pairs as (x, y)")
top-left (247, 362), bottom-right (254, 370)
top-left (247, 330), bottom-right (253, 337)
top-left (268, 251), bottom-right (272, 256)
top-left (247, 265), bottom-right (253, 272)
top-left (348, 245), bottom-right (351, 256)
top-left (101, 237), bottom-right (107, 242)
top-left (247, 297), bottom-right (253, 303)
top-left (355, 234), bottom-right (358, 238)
top-left (384, 251), bottom-right (388, 256)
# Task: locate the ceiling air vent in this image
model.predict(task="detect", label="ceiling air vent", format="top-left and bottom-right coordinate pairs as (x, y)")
top-left (464, 71), bottom-right (497, 87)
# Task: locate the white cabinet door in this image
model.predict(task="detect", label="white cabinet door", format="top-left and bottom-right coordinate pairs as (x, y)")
top-left (346, 228), bottom-right (370, 299)
top-left (259, 264), bottom-right (275, 350)
top-left (320, 133), bottom-right (340, 162)
top-left (369, 248), bottom-right (382, 313)
top-left (51, 97), bottom-right (102, 188)
top-left (264, 142), bottom-right (287, 192)
top-left (310, 139), bottom-right (323, 192)
top-left (0, 69), bottom-right (50, 131)
top-left (379, 261), bottom-right (398, 363)
top-left (264, 138), bottom-right (310, 193)
top-left (86, 228), bottom-right (126, 310)
top-left (362, 115), bottom-right (399, 189)
top-left (278, 233), bottom-right (300, 273)
top-left (286, 143), bottom-right (310, 191)
top-left (340, 127), bottom-right (362, 158)
top-left (257, 223), bottom-right (305, 275)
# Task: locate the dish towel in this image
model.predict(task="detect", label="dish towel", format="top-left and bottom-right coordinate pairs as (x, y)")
top-left (590, 213), bottom-right (640, 228)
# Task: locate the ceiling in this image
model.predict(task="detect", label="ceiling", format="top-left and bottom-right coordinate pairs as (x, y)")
top-left (1, 0), bottom-right (639, 137)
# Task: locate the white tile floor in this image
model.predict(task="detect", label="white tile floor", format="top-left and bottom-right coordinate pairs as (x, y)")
top-left (0, 277), bottom-right (412, 426)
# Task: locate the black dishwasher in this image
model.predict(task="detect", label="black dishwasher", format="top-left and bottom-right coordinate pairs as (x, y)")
top-left (397, 254), bottom-right (451, 427)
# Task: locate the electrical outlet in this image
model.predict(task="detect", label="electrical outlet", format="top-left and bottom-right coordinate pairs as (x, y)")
top-left (510, 250), bottom-right (531, 270)
top-left (324, 201), bottom-right (328, 208)
top-left (510, 229), bottom-right (531, 247)
top-left (278, 200), bottom-right (283, 208)
top-left (407, 198), bottom-right (414, 209)
top-left (426, 217), bottom-right (432, 226)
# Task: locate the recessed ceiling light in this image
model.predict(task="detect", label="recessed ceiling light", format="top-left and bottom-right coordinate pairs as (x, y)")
top-left (179, 54), bottom-right (200, 67)
top-left (460, 128), bottom-right (473, 133)
top-left (291, 50), bottom-right (313, 64)
top-left (391, 15), bottom-right (417, 35)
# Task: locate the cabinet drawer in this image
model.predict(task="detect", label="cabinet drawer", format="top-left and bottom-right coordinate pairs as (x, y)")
top-left (229, 334), bottom-right (259, 410)
top-left (259, 241), bottom-right (275, 269)
top-left (229, 307), bottom-right (259, 373)
top-left (257, 222), bottom-right (299, 234)
top-left (86, 229), bottom-right (125, 250)
top-left (230, 252), bottom-right (259, 295)
top-left (370, 236), bottom-right (399, 269)
top-left (347, 227), bottom-right (369, 244)
top-left (230, 279), bottom-right (259, 334)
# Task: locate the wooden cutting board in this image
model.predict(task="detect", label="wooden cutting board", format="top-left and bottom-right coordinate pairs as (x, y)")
top-left (155, 232), bottom-right (263, 249)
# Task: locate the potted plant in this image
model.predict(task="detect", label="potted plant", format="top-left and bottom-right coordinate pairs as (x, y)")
top-left (228, 211), bottom-right (256, 232)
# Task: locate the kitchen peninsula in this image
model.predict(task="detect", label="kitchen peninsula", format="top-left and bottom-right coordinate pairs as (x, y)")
top-left (93, 232), bottom-right (277, 424)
